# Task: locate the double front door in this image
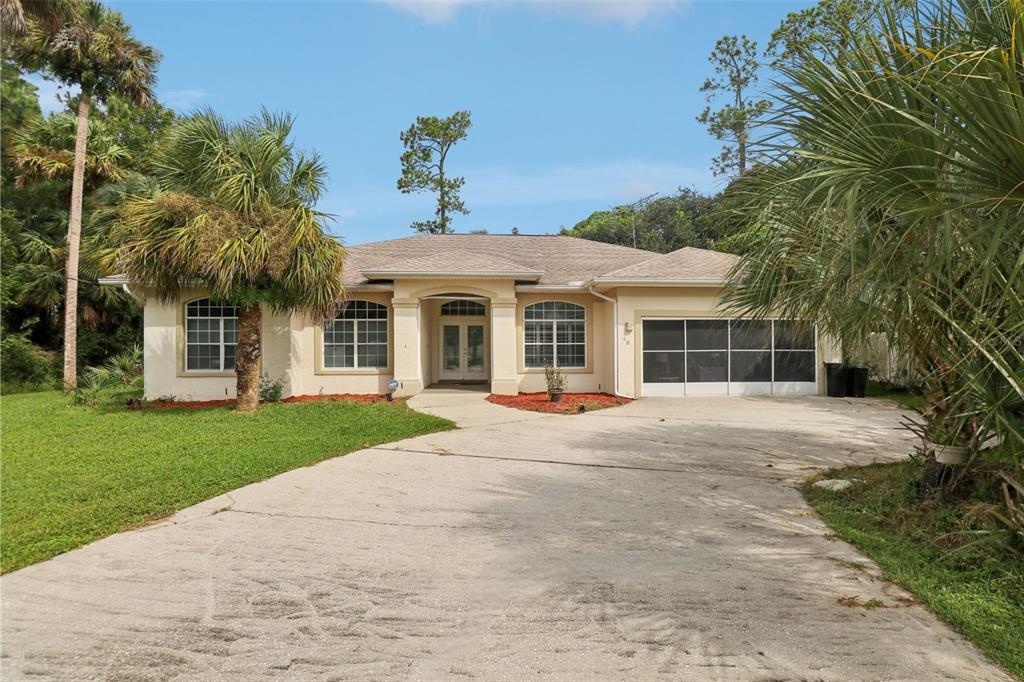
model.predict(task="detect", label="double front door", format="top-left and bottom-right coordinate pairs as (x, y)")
top-left (439, 321), bottom-right (487, 381)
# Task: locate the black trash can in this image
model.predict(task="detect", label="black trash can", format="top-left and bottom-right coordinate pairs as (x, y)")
top-left (825, 362), bottom-right (848, 397)
top-left (846, 365), bottom-right (868, 398)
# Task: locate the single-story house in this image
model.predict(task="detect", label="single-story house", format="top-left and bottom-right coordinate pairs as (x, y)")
top-left (102, 234), bottom-right (839, 401)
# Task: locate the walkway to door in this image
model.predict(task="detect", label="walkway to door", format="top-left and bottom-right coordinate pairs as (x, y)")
top-left (409, 385), bottom-right (551, 428)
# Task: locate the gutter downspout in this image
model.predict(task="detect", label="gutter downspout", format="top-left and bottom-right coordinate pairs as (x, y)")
top-left (121, 282), bottom-right (145, 305)
top-left (588, 286), bottom-right (622, 397)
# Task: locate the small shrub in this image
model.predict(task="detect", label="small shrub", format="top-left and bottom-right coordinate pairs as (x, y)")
top-left (69, 370), bottom-right (111, 407)
top-left (102, 345), bottom-right (143, 385)
top-left (0, 334), bottom-right (57, 388)
top-left (259, 373), bottom-right (284, 402)
top-left (544, 365), bottom-right (566, 393)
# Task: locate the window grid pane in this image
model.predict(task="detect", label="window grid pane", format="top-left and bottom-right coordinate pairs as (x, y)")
top-left (523, 302), bottom-right (586, 368)
top-left (440, 300), bottom-right (486, 316)
top-left (324, 301), bottom-right (389, 369)
top-left (185, 299), bottom-right (237, 372)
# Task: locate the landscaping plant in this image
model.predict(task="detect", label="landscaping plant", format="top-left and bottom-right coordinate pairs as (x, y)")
top-left (115, 110), bottom-right (346, 413)
top-left (723, 0), bottom-right (1023, 525)
top-left (258, 373), bottom-right (285, 403)
top-left (544, 364), bottom-right (567, 401)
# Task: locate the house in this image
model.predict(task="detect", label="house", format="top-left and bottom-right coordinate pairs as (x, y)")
top-left (102, 234), bottom-right (839, 401)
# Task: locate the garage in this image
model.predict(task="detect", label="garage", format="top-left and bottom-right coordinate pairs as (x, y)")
top-left (640, 318), bottom-right (817, 397)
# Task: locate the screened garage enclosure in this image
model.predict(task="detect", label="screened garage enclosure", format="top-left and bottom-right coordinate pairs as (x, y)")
top-left (640, 319), bottom-right (818, 396)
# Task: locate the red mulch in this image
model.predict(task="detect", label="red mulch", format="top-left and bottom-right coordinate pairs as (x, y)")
top-left (487, 392), bottom-right (631, 414)
top-left (146, 394), bottom-right (395, 411)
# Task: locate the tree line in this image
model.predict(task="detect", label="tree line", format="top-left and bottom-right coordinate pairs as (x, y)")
top-left (1, 0), bottom-right (346, 411)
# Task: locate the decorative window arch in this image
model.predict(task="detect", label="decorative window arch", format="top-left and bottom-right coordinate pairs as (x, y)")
top-left (440, 300), bottom-right (486, 316)
top-left (323, 300), bottom-right (388, 368)
top-left (524, 301), bottom-right (585, 368)
top-left (185, 298), bottom-right (238, 371)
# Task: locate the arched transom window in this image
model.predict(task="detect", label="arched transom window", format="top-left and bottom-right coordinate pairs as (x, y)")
top-left (524, 301), bottom-right (585, 368)
top-left (324, 300), bottom-right (388, 368)
top-left (440, 300), bottom-right (486, 316)
top-left (185, 299), bottom-right (238, 371)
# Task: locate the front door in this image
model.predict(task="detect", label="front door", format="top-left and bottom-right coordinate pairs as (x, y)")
top-left (439, 322), bottom-right (488, 381)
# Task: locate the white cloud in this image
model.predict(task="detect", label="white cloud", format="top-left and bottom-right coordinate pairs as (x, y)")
top-left (24, 74), bottom-right (78, 115)
top-left (541, 0), bottom-right (688, 27)
top-left (376, 0), bottom-right (689, 27)
top-left (379, 0), bottom-right (465, 23)
top-left (162, 89), bottom-right (213, 111)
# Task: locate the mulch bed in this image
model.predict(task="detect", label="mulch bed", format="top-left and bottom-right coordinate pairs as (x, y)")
top-left (487, 392), bottom-right (631, 414)
top-left (146, 394), bottom-right (395, 411)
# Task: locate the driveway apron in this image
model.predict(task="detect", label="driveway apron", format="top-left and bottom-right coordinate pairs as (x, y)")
top-left (0, 395), bottom-right (1012, 681)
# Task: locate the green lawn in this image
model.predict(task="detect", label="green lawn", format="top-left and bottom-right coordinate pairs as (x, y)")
top-left (866, 380), bottom-right (928, 413)
top-left (0, 391), bottom-right (453, 573)
top-left (805, 462), bottom-right (1024, 678)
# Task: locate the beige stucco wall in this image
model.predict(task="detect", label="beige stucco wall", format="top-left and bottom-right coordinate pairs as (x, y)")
top-left (614, 286), bottom-right (836, 398)
top-left (513, 292), bottom-right (613, 394)
top-left (289, 290), bottom-right (395, 396)
top-left (142, 281), bottom-right (836, 401)
top-left (141, 288), bottom-right (291, 401)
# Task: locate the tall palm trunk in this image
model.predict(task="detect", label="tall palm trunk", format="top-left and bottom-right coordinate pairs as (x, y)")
top-left (62, 89), bottom-right (91, 391)
top-left (235, 303), bottom-right (262, 412)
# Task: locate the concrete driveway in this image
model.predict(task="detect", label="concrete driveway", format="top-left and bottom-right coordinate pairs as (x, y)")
top-left (1, 394), bottom-right (1012, 681)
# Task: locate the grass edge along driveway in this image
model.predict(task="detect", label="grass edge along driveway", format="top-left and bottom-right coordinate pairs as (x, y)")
top-left (805, 462), bottom-right (1024, 679)
top-left (1, 391), bottom-right (454, 573)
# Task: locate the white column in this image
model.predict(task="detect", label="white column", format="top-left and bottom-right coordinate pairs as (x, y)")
top-left (489, 299), bottom-right (519, 395)
top-left (391, 298), bottom-right (423, 396)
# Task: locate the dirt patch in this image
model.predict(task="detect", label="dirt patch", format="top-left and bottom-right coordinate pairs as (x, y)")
top-left (147, 394), bottom-right (394, 411)
top-left (487, 392), bottom-right (631, 415)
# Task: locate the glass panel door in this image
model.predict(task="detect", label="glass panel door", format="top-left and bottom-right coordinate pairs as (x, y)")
top-left (464, 324), bottom-right (486, 379)
top-left (441, 324), bottom-right (461, 378)
top-left (466, 325), bottom-right (484, 371)
top-left (440, 322), bottom-right (487, 381)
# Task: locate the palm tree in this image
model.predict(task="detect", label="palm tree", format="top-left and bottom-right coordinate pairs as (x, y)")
top-left (1, 0), bottom-right (76, 35)
top-left (116, 110), bottom-right (346, 413)
top-left (12, 0), bottom-right (158, 390)
top-left (10, 111), bottom-right (131, 191)
top-left (723, 0), bottom-right (1024, 470)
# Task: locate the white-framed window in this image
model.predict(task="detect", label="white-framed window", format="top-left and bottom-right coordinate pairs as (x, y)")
top-left (524, 301), bottom-right (586, 368)
top-left (440, 300), bottom-right (486, 316)
top-left (323, 300), bottom-right (388, 369)
top-left (185, 298), bottom-right (238, 371)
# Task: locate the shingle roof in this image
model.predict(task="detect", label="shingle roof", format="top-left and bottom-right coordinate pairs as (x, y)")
top-left (359, 250), bottom-right (543, 279)
top-left (342, 235), bottom-right (738, 287)
top-left (595, 246), bottom-right (740, 282)
top-left (343, 234), bottom-right (657, 286)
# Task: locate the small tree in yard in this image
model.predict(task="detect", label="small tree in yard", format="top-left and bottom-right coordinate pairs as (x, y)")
top-left (11, 0), bottom-right (159, 390)
top-left (397, 110), bottom-right (471, 234)
top-left (116, 110), bottom-right (345, 413)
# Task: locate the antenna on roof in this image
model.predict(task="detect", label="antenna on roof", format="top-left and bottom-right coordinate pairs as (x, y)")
top-left (618, 193), bottom-right (658, 248)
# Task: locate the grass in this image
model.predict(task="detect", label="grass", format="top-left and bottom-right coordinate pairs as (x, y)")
top-left (0, 391), bottom-right (454, 574)
top-left (866, 380), bottom-right (928, 413)
top-left (805, 461), bottom-right (1024, 678)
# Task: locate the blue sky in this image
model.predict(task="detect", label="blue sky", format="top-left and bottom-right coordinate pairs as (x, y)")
top-left (32, 0), bottom-right (812, 245)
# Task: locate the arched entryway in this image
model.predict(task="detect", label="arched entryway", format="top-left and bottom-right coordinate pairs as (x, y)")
top-left (421, 293), bottom-right (491, 387)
